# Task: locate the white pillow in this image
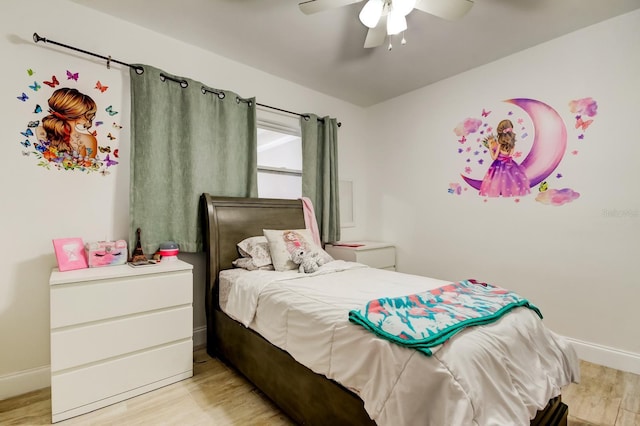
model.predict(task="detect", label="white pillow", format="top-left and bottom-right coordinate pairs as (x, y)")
top-left (237, 236), bottom-right (272, 268)
top-left (263, 228), bottom-right (333, 272)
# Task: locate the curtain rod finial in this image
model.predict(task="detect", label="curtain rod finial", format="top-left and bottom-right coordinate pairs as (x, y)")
top-left (33, 32), bottom-right (45, 43)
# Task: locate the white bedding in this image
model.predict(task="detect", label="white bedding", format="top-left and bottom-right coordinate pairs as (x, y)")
top-left (220, 261), bottom-right (579, 425)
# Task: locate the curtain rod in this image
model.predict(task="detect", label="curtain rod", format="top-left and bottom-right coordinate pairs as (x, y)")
top-left (256, 102), bottom-right (342, 127)
top-left (32, 32), bottom-right (341, 127)
top-left (33, 32), bottom-right (143, 73)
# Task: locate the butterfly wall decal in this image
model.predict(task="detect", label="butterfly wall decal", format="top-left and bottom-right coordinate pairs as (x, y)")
top-left (100, 169), bottom-right (111, 176)
top-left (104, 154), bottom-right (118, 167)
top-left (27, 69), bottom-right (34, 76)
top-left (113, 149), bottom-right (119, 158)
top-left (98, 146), bottom-right (111, 153)
top-left (17, 92), bottom-right (28, 102)
top-left (22, 150), bottom-right (31, 156)
top-left (458, 135), bottom-right (466, 144)
top-left (27, 120), bottom-right (40, 128)
top-left (112, 122), bottom-right (122, 129)
top-left (20, 140), bottom-right (31, 147)
top-left (105, 105), bottom-right (118, 116)
top-left (95, 81), bottom-right (108, 93)
top-left (20, 128), bottom-right (34, 137)
top-left (575, 117), bottom-right (593, 131)
top-left (34, 104), bottom-right (42, 113)
top-left (539, 181), bottom-right (548, 192)
top-left (43, 76), bottom-right (60, 88)
top-left (448, 183), bottom-right (462, 195)
top-left (29, 81), bottom-right (41, 91)
top-left (481, 108), bottom-right (491, 118)
top-left (95, 121), bottom-right (104, 126)
top-left (107, 133), bottom-right (116, 140)
top-left (66, 70), bottom-right (79, 81)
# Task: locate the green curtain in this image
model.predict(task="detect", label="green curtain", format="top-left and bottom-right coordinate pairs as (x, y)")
top-left (301, 114), bottom-right (340, 243)
top-left (129, 64), bottom-right (257, 254)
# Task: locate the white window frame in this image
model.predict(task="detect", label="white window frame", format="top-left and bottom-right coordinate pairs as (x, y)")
top-left (256, 110), bottom-right (302, 199)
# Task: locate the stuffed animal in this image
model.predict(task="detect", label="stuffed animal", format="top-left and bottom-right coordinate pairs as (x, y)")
top-left (291, 248), bottom-right (324, 273)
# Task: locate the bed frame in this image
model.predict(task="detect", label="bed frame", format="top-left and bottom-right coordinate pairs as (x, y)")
top-left (200, 194), bottom-right (568, 425)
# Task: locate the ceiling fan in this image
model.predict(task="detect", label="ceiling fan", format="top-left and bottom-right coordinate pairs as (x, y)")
top-left (298, 0), bottom-right (474, 49)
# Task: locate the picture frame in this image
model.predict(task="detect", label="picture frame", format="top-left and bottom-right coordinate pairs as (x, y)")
top-left (53, 238), bottom-right (88, 272)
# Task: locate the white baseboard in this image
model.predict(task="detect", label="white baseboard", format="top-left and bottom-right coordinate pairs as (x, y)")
top-left (566, 337), bottom-right (640, 375)
top-left (0, 364), bottom-right (50, 401)
top-left (1, 328), bottom-right (208, 401)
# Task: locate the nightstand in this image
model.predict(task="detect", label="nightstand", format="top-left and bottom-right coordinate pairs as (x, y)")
top-left (325, 241), bottom-right (396, 270)
top-left (49, 260), bottom-right (194, 423)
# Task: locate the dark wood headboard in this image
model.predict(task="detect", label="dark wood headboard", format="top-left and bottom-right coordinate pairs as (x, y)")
top-left (200, 194), bottom-right (306, 311)
top-left (199, 194), bottom-right (377, 425)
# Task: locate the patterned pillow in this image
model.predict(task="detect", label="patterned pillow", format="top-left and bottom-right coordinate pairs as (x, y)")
top-left (263, 228), bottom-right (333, 272)
top-left (232, 257), bottom-right (275, 271)
top-left (237, 236), bottom-right (272, 268)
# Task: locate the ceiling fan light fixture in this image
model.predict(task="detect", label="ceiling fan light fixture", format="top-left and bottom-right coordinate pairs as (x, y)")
top-left (359, 0), bottom-right (385, 28)
top-left (393, 0), bottom-right (416, 16)
top-left (386, 9), bottom-right (407, 35)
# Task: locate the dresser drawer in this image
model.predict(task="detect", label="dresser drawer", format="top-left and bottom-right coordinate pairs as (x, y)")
top-left (51, 339), bottom-right (193, 418)
top-left (51, 270), bottom-right (192, 328)
top-left (51, 306), bottom-right (193, 372)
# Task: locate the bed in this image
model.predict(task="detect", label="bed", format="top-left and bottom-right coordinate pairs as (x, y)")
top-left (200, 194), bottom-right (578, 425)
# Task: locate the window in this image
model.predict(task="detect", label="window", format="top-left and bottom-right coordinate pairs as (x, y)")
top-left (257, 112), bottom-right (302, 199)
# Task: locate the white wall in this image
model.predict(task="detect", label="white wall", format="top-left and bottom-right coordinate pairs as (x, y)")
top-left (364, 10), bottom-right (640, 372)
top-left (0, 0), bottom-right (368, 399)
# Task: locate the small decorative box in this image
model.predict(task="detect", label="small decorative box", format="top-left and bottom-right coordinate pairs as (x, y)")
top-left (85, 240), bottom-right (128, 268)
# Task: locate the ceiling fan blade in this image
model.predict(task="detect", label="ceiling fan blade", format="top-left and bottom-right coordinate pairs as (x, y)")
top-left (414, 0), bottom-right (474, 20)
top-left (298, 0), bottom-right (363, 15)
top-left (363, 16), bottom-right (387, 48)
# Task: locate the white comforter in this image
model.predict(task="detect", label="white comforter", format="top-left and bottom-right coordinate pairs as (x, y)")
top-left (221, 261), bottom-right (579, 425)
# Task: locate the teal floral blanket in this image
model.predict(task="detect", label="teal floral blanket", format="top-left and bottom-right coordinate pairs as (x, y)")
top-left (348, 279), bottom-right (542, 356)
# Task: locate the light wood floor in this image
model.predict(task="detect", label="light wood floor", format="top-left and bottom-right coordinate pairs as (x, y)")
top-left (1, 349), bottom-right (638, 425)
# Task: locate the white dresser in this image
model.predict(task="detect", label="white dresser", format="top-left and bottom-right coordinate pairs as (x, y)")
top-left (49, 260), bottom-right (194, 423)
top-left (325, 241), bottom-right (396, 271)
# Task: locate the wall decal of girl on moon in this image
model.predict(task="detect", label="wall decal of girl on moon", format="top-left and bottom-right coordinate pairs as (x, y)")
top-left (451, 97), bottom-right (593, 206)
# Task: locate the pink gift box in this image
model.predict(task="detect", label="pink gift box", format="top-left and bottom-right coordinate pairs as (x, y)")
top-left (85, 240), bottom-right (128, 268)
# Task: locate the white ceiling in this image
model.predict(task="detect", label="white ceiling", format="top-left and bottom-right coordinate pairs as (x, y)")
top-left (71, 0), bottom-right (640, 107)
